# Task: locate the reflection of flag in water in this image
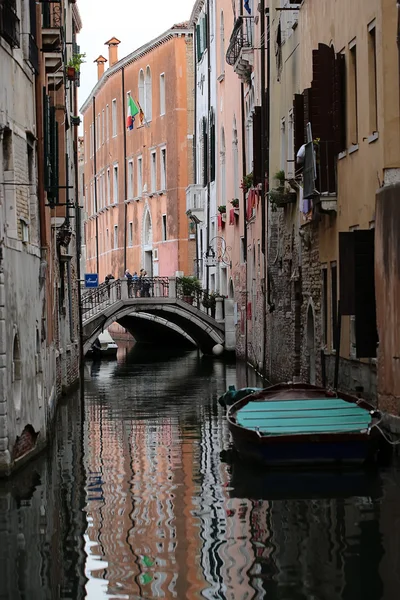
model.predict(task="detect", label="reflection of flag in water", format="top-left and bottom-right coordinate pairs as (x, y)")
top-left (126, 96), bottom-right (139, 130)
top-left (244, 0), bottom-right (251, 15)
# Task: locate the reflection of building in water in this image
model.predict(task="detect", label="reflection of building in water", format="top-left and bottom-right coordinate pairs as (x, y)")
top-left (83, 397), bottom-right (207, 597)
top-left (0, 393), bottom-right (87, 600)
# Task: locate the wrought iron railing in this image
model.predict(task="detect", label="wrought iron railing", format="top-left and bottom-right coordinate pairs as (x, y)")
top-left (42, 1), bottom-right (62, 29)
top-left (0, 2), bottom-right (20, 48)
top-left (81, 277), bottom-right (222, 323)
top-left (126, 277), bottom-right (169, 299)
top-left (176, 277), bottom-right (220, 317)
top-left (226, 17), bottom-right (252, 67)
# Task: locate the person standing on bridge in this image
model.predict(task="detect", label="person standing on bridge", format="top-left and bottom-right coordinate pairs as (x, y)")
top-left (125, 269), bottom-right (133, 297)
top-left (132, 271), bottom-right (139, 297)
top-left (141, 271), bottom-right (151, 297)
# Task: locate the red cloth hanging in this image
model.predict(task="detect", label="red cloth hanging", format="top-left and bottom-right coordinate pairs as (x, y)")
top-left (217, 213), bottom-right (222, 228)
top-left (229, 208), bottom-right (235, 225)
top-left (246, 189), bottom-right (256, 220)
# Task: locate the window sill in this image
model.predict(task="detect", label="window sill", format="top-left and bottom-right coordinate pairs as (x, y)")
top-left (368, 132), bottom-right (379, 144)
top-left (348, 144), bottom-right (359, 155)
top-left (217, 73), bottom-right (225, 83)
top-left (157, 190), bottom-right (166, 196)
top-left (338, 150), bottom-right (347, 160)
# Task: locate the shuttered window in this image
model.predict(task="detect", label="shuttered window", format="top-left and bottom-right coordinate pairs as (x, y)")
top-left (43, 88), bottom-right (59, 206)
top-left (293, 94), bottom-right (304, 156)
top-left (334, 53), bottom-right (346, 153)
top-left (209, 108), bottom-right (215, 182)
top-left (202, 117), bottom-right (208, 187)
top-left (252, 106), bottom-right (262, 185)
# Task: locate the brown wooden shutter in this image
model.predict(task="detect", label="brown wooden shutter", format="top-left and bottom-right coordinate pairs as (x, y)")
top-left (339, 232), bottom-right (356, 315)
top-left (333, 53), bottom-right (346, 153)
top-left (354, 230), bottom-right (378, 358)
top-left (293, 94), bottom-right (305, 155)
top-left (311, 43), bottom-right (336, 193)
top-left (252, 106), bottom-right (262, 185)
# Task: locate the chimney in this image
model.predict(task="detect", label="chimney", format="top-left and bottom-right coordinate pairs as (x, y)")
top-left (105, 37), bottom-right (121, 67)
top-left (94, 55), bottom-right (107, 80)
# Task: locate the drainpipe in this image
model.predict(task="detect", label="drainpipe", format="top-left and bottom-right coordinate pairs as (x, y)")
top-left (397, 1), bottom-right (400, 117)
top-left (92, 96), bottom-right (99, 275)
top-left (261, 2), bottom-right (268, 380)
top-left (206, 0), bottom-right (211, 294)
top-left (240, 78), bottom-right (248, 370)
top-left (122, 67), bottom-right (128, 273)
top-left (193, 20), bottom-right (199, 278)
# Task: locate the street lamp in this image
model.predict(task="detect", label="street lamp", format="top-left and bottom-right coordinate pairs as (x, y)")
top-left (204, 236), bottom-right (232, 269)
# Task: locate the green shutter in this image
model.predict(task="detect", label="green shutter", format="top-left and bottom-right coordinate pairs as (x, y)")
top-left (202, 117), bottom-right (208, 187)
top-left (196, 25), bottom-right (201, 61)
top-left (210, 109), bottom-right (215, 182)
top-left (43, 89), bottom-right (51, 192)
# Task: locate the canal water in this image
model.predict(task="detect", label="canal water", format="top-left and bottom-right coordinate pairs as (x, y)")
top-left (1, 344), bottom-right (400, 600)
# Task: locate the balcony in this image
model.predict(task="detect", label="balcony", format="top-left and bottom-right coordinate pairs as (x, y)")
top-left (226, 17), bottom-right (254, 83)
top-left (186, 184), bottom-right (205, 222)
top-left (0, 2), bottom-right (20, 48)
top-left (42, 1), bottom-right (62, 50)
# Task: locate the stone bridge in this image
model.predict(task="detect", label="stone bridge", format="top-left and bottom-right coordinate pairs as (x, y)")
top-left (81, 278), bottom-right (236, 355)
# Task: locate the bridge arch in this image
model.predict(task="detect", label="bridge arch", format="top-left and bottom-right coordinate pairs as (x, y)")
top-left (83, 299), bottom-right (225, 356)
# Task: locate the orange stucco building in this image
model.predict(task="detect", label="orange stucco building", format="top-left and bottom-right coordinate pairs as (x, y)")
top-left (80, 24), bottom-right (194, 281)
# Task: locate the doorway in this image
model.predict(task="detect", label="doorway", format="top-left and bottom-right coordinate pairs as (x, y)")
top-left (144, 250), bottom-right (153, 276)
top-left (307, 305), bottom-right (316, 384)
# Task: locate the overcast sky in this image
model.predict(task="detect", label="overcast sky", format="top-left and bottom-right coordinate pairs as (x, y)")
top-left (77, 0), bottom-right (192, 112)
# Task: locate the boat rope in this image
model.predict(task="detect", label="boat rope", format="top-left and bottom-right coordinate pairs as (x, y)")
top-left (371, 423), bottom-right (400, 446)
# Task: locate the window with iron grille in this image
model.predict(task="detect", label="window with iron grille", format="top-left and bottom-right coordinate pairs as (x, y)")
top-left (0, 0), bottom-right (20, 48)
top-left (43, 89), bottom-right (59, 206)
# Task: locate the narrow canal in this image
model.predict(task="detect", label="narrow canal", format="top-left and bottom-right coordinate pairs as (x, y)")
top-left (2, 344), bottom-right (400, 600)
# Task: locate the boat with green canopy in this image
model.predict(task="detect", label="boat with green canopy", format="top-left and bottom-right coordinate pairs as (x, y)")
top-left (226, 382), bottom-right (381, 466)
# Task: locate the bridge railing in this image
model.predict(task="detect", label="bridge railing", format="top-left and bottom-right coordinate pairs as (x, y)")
top-left (81, 277), bottom-right (224, 323)
top-left (126, 276), bottom-right (170, 299)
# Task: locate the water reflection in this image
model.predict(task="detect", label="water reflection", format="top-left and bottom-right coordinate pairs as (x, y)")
top-left (1, 344), bottom-right (400, 599)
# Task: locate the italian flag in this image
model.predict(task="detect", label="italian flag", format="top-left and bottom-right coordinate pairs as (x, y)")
top-left (127, 96), bottom-right (139, 130)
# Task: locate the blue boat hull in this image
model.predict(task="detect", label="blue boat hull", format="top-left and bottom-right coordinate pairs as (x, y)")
top-left (230, 428), bottom-right (377, 466)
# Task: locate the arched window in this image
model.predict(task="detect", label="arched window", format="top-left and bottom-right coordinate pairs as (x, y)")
top-left (138, 69), bottom-right (145, 111)
top-left (143, 208), bottom-right (152, 247)
top-left (220, 126), bottom-right (226, 205)
top-left (220, 11), bottom-right (225, 76)
top-left (12, 331), bottom-right (22, 411)
top-left (145, 66), bottom-right (152, 122)
top-left (232, 116), bottom-right (239, 199)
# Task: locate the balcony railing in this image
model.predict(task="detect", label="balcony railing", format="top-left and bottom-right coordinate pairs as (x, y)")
top-left (226, 17), bottom-right (254, 82)
top-left (42, 1), bottom-right (62, 29)
top-left (0, 2), bottom-right (20, 48)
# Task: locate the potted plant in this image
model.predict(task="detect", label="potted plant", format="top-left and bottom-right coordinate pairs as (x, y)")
top-left (66, 52), bottom-right (86, 81)
top-left (240, 172), bottom-right (253, 194)
top-left (269, 170), bottom-right (297, 209)
top-left (71, 115), bottom-right (81, 126)
top-left (179, 275), bottom-right (201, 305)
top-left (217, 205), bottom-right (226, 214)
top-left (230, 198), bottom-right (239, 208)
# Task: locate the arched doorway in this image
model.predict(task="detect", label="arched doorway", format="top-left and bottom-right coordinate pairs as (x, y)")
top-left (142, 208), bottom-right (153, 275)
top-left (12, 332), bottom-right (22, 411)
top-left (307, 305), bottom-right (316, 384)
